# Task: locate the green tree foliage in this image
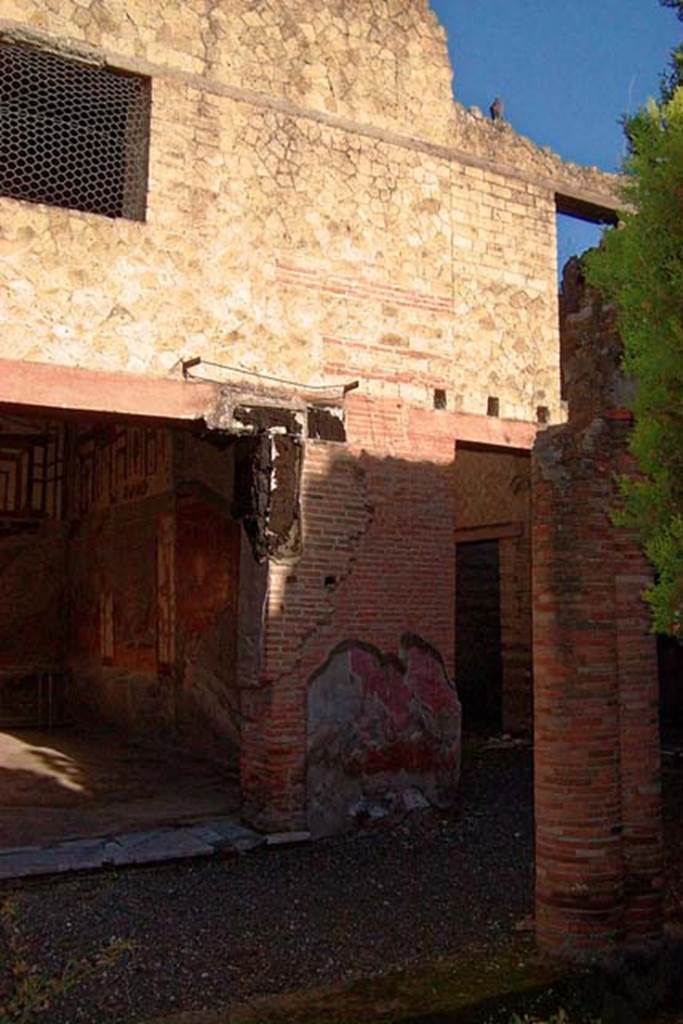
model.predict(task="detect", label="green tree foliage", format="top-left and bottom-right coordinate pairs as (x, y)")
top-left (584, 83), bottom-right (683, 636)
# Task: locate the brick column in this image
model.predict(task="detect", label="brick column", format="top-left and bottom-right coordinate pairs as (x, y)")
top-left (532, 414), bottom-right (662, 958)
top-left (611, 422), bottom-right (663, 945)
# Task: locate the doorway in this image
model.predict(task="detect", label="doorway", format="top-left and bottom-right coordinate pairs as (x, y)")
top-left (455, 539), bottom-right (503, 732)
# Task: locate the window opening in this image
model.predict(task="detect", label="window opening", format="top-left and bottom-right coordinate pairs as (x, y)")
top-left (0, 42), bottom-right (151, 220)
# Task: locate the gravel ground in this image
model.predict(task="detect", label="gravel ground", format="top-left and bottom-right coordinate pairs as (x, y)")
top-left (0, 742), bottom-right (534, 1024)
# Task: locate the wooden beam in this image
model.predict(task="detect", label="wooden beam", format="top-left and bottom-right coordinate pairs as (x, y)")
top-left (556, 191), bottom-right (619, 225)
top-left (454, 522), bottom-right (523, 544)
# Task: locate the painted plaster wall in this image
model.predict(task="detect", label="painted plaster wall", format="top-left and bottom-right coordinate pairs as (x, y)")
top-left (175, 494), bottom-right (241, 769)
top-left (64, 425), bottom-right (241, 764)
top-left (0, 1), bottom-right (617, 424)
top-left (0, 523), bottom-right (66, 671)
top-left (68, 489), bottom-right (177, 737)
top-left (307, 636), bottom-right (461, 838)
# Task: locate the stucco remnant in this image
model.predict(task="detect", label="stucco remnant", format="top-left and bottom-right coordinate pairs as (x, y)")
top-left (233, 433), bottom-right (302, 562)
top-left (306, 634), bottom-right (461, 838)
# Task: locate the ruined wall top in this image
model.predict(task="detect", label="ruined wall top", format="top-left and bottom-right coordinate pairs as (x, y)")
top-left (0, 0), bottom-right (618, 205)
top-left (559, 256), bottom-right (631, 423)
top-left (0, 1), bottom-right (455, 140)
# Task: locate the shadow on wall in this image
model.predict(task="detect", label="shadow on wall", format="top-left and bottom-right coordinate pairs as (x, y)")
top-left (239, 431), bottom-right (468, 836)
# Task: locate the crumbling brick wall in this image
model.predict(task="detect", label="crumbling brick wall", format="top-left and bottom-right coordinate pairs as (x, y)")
top-left (533, 259), bottom-right (662, 956)
top-left (241, 393), bottom-right (457, 831)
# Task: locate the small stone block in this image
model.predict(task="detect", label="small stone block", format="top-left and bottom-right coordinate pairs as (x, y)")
top-left (0, 840), bottom-right (106, 879)
top-left (103, 829), bottom-right (214, 866)
top-left (266, 831), bottom-right (311, 846)
top-left (194, 818), bottom-right (265, 851)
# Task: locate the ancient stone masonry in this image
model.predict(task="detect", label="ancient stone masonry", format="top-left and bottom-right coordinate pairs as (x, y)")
top-left (533, 260), bottom-right (662, 957)
top-left (0, 0), bottom-right (645, 909)
top-left (0, 0), bottom-right (617, 423)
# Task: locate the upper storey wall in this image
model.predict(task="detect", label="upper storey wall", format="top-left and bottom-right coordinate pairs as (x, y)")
top-left (0, 1), bottom-right (620, 425)
top-left (0, 0), bottom-right (456, 144)
top-left (0, 0), bottom-right (617, 201)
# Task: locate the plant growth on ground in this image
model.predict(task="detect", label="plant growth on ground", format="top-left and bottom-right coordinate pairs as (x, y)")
top-left (0, 898), bottom-right (133, 1024)
top-left (584, 2), bottom-right (683, 637)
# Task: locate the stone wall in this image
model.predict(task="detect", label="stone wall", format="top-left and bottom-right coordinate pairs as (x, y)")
top-left (0, 1), bottom-right (617, 426)
top-left (0, 2), bottom-right (624, 836)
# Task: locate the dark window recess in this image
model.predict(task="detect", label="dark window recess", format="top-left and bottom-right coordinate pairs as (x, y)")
top-left (433, 388), bottom-right (447, 410)
top-left (487, 396), bottom-right (500, 417)
top-left (233, 405), bottom-right (303, 435)
top-left (0, 42), bottom-right (151, 220)
top-left (307, 406), bottom-right (346, 442)
top-left (536, 405), bottom-right (550, 425)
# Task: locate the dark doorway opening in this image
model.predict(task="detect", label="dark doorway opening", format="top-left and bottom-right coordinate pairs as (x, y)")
top-left (659, 635), bottom-right (683, 747)
top-left (456, 539), bottom-right (503, 733)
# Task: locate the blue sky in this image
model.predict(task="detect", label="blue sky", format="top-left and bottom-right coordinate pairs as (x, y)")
top-left (429, 0), bottom-right (682, 267)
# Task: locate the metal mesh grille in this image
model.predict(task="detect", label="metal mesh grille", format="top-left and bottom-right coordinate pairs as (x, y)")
top-left (0, 42), bottom-right (150, 220)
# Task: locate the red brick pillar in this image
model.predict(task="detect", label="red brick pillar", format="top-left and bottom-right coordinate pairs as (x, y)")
top-left (611, 421), bottom-right (663, 944)
top-left (532, 413), bottom-right (662, 958)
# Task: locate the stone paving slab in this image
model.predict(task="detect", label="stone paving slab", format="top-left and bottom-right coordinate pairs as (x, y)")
top-left (0, 838), bottom-right (107, 879)
top-left (191, 818), bottom-right (266, 852)
top-left (103, 829), bottom-right (215, 866)
top-left (0, 816), bottom-right (266, 880)
top-left (266, 830), bottom-right (312, 846)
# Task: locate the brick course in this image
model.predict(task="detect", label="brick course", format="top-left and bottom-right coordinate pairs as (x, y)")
top-left (532, 264), bottom-right (662, 957)
top-left (242, 393), bottom-right (456, 829)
